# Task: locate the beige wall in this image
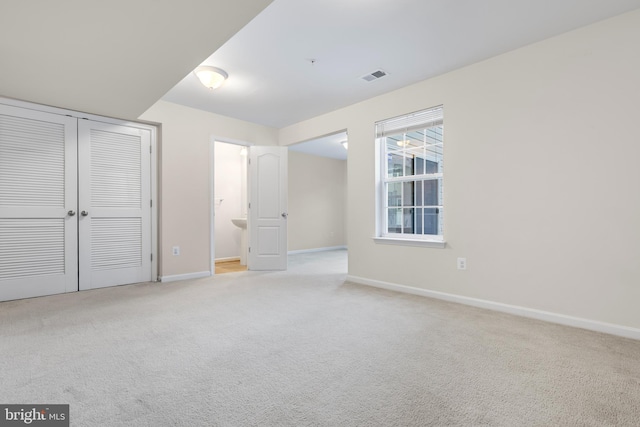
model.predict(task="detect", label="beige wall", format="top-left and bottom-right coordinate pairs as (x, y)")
top-left (139, 100), bottom-right (278, 277)
top-left (288, 151), bottom-right (347, 251)
top-left (279, 10), bottom-right (640, 330)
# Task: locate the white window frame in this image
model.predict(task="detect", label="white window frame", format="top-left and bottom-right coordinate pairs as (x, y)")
top-left (374, 106), bottom-right (445, 248)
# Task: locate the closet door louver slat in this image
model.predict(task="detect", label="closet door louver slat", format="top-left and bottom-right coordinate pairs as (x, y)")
top-left (0, 115), bottom-right (65, 207)
top-left (91, 218), bottom-right (142, 271)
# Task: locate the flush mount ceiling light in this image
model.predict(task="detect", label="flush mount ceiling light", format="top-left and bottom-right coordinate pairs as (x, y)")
top-left (341, 141), bottom-right (348, 150)
top-left (194, 66), bottom-right (228, 90)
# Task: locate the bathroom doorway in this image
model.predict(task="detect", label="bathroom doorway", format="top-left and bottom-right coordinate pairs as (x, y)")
top-left (210, 140), bottom-right (249, 275)
top-left (209, 139), bottom-right (289, 275)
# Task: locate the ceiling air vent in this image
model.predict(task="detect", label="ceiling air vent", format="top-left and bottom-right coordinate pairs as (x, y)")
top-left (361, 69), bottom-right (387, 82)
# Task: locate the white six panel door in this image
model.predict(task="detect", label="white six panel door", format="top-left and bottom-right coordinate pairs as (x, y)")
top-left (0, 105), bottom-right (78, 301)
top-left (78, 120), bottom-right (151, 290)
top-left (248, 146), bottom-right (288, 271)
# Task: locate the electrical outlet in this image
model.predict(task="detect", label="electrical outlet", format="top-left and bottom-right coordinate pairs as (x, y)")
top-left (457, 257), bottom-right (467, 270)
top-left (172, 246), bottom-right (180, 256)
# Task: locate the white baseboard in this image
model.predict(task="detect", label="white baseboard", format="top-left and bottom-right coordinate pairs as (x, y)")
top-left (160, 271), bottom-right (211, 283)
top-left (288, 245), bottom-right (347, 255)
top-left (346, 275), bottom-right (640, 341)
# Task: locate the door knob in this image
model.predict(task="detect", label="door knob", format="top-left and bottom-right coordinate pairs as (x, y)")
top-left (67, 210), bottom-right (76, 216)
top-left (281, 212), bottom-right (288, 218)
top-left (81, 210), bottom-right (89, 216)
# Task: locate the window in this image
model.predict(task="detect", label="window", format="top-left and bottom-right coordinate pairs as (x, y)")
top-left (375, 106), bottom-right (444, 246)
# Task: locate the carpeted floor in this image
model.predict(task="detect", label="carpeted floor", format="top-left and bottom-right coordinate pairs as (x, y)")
top-left (1, 249), bottom-right (639, 426)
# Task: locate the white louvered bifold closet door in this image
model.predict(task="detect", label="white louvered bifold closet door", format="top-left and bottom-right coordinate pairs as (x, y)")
top-left (78, 120), bottom-right (151, 290)
top-left (0, 105), bottom-right (78, 301)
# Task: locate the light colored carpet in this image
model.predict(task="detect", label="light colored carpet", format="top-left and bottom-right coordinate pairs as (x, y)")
top-left (1, 249), bottom-right (639, 426)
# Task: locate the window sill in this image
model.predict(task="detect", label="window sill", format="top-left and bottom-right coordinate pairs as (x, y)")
top-left (373, 236), bottom-right (446, 249)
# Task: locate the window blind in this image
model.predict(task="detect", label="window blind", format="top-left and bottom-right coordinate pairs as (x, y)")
top-left (375, 105), bottom-right (443, 137)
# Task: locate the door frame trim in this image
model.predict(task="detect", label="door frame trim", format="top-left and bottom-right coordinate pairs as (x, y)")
top-left (0, 96), bottom-right (159, 283)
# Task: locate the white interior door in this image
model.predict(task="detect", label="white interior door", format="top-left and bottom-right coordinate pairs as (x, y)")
top-left (248, 146), bottom-right (288, 271)
top-left (78, 120), bottom-right (151, 290)
top-left (0, 105), bottom-right (78, 301)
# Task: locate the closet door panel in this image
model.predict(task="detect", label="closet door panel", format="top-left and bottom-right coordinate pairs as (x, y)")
top-left (0, 105), bottom-right (78, 301)
top-left (78, 120), bottom-right (151, 290)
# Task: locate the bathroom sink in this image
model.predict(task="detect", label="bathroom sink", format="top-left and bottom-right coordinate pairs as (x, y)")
top-left (231, 218), bottom-right (247, 229)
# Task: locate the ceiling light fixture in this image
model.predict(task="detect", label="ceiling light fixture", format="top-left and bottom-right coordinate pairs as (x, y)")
top-left (194, 66), bottom-right (228, 90)
top-left (341, 141), bottom-right (348, 150)
top-left (396, 139), bottom-right (411, 147)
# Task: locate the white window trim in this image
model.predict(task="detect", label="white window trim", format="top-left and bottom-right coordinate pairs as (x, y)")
top-left (374, 105), bottom-right (445, 248)
top-left (373, 236), bottom-right (445, 249)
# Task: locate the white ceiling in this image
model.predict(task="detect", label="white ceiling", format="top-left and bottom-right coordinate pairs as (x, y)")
top-left (2, 0), bottom-right (640, 159)
top-left (0, 0), bottom-right (272, 119)
top-left (162, 0), bottom-right (640, 129)
top-left (288, 131), bottom-right (348, 161)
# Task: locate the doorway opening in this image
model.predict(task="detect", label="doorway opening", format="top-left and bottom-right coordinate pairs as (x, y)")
top-left (210, 139), bottom-right (249, 275)
top-left (287, 130), bottom-right (348, 257)
top-left (208, 139), bottom-right (293, 274)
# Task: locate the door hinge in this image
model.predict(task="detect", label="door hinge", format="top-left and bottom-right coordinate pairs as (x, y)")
top-left (149, 145), bottom-right (152, 153)
top-left (248, 247), bottom-right (251, 253)
top-left (150, 199), bottom-right (153, 208)
top-left (248, 202), bottom-right (251, 209)
top-left (151, 253), bottom-right (153, 261)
